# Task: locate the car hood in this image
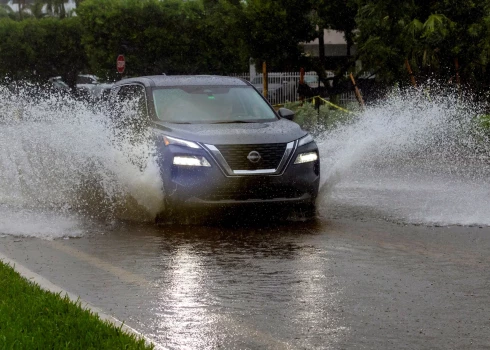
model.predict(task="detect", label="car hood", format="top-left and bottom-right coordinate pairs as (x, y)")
top-left (151, 118), bottom-right (307, 145)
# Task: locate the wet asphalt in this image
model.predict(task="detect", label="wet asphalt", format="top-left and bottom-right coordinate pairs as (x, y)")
top-left (1, 212), bottom-right (489, 350)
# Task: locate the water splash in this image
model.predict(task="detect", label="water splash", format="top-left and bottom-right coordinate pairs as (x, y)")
top-left (0, 83), bottom-right (164, 238)
top-left (1, 83), bottom-right (489, 238)
top-left (317, 86), bottom-right (490, 226)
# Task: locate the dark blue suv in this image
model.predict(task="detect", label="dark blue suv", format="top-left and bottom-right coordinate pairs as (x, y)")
top-left (110, 75), bottom-right (319, 218)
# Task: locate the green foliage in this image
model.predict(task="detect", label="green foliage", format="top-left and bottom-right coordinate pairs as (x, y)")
top-left (0, 4), bottom-right (14, 19)
top-left (0, 17), bottom-right (86, 87)
top-left (3, 0), bottom-right (490, 97)
top-left (0, 261), bottom-right (153, 349)
top-left (355, 0), bottom-right (490, 90)
top-left (314, 0), bottom-right (357, 53)
top-left (241, 0), bottom-right (314, 69)
top-left (77, 0), bottom-right (248, 80)
top-left (0, 0), bottom-right (357, 87)
top-left (1, 0), bottom-right (251, 84)
top-left (199, 0), bottom-right (249, 73)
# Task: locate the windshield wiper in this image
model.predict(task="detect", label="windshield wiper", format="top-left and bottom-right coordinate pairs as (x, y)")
top-left (209, 120), bottom-right (256, 124)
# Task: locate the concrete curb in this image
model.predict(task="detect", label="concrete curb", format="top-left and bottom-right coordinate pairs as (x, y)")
top-left (0, 251), bottom-right (165, 350)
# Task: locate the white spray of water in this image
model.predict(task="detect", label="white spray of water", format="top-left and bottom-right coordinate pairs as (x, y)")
top-left (1, 84), bottom-right (489, 238)
top-left (317, 87), bottom-right (490, 226)
top-left (0, 83), bottom-right (164, 238)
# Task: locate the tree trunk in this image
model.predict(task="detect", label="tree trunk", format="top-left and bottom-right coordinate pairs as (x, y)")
top-left (318, 27), bottom-right (325, 67)
top-left (60, 2), bottom-right (65, 19)
top-left (345, 30), bottom-right (354, 57)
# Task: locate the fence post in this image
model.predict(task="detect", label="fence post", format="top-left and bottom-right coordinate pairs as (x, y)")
top-left (262, 61), bottom-right (268, 99)
top-left (405, 59), bottom-right (417, 87)
top-left (349, 73), bottom-right (365, 109)
top-left (299, 68), bottom-right (305, 106)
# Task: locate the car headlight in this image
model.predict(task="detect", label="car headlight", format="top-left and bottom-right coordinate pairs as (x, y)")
top-left (294, 151), bottom-right (318, 164)
top-left (298, 134), bottom-right (314, 147)
top-left (173, 155), bottom-right (211, 167)
top-left (162, 135), bottom-right (201, 149)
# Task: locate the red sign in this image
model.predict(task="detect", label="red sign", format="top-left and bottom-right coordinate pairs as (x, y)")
top-left (116, 54), bottom-right (125, 74)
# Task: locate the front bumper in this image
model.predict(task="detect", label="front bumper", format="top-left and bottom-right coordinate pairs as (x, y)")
top-left (155, 139), bottom-right (320, 208)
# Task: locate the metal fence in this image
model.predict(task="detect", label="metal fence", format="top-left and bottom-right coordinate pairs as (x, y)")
top-left (229, 71), bottom-right (360, 107)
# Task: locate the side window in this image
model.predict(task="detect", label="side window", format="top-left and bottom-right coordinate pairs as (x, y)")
top-left (114, 84), bottom-right (149, 139)
top-left (116, 84), bottom-right (148, 119)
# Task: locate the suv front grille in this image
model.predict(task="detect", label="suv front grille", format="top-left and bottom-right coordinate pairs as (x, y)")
top-left (215, 143), bottom-right (287, 170)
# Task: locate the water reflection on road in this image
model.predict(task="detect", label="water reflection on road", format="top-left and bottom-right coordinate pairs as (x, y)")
top-left (2, 217), bottom-right (490, 349)
top-left (129, 221), bottom-right (347, 349)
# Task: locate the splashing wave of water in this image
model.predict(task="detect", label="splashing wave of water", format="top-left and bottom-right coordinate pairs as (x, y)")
top-left (1, 83), bottom-right (489, 238)
top-left (317, 86), bottom-right (490, 226)
top-left (0, 83), bottom-right (164, 238)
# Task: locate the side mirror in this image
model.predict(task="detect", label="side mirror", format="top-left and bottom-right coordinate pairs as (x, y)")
top-left (277, 108), bottom-right (295, 121)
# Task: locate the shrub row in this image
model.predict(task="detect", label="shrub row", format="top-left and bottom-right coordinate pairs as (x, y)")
top-left (0, 0), bottom-right (249, 88)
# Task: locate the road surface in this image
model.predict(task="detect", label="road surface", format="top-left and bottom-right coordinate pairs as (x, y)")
top-left (1, 213), bottom-right (489, 350)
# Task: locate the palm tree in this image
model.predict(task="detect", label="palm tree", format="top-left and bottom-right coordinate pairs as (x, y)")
top-left (9, 0), bottom-right (41, 19)
top-left (28, 0), bottom-right (46, 18)
top-left (42, 0), bottom-right (69, 18)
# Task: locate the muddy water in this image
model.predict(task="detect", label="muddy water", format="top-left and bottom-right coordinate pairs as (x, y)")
top-left (1, 85), bottom-right (490, 348)
top-left (323, 161), bottom-right (490, 226)
top-left (0, 83), bottom-right (164, 236)
top-left (1, 218), bottom-right (489, 349)
top-left (1, 84), bottom-right (489, 233)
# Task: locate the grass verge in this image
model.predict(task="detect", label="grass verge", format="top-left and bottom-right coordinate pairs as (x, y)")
top-left (0, 260), bottom-right (154, 350)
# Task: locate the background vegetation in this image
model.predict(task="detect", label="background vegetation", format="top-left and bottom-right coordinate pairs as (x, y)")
top-left (1, 0), bottom-right (490, 98)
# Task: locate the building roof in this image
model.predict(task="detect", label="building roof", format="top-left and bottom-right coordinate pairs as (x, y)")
top-left (301, 29), bottom-right (356, 57)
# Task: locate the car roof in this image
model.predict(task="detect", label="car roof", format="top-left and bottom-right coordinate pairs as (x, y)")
top-left (113, 75), bottom-right (249, 88)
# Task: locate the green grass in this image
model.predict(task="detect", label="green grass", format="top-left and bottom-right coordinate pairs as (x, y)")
top-left (0, 261), bottom-right (154, 350)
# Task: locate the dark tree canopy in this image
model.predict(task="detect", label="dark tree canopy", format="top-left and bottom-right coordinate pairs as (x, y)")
top-left (1, 0), bottom-right (490, 94)
top-left (355, 0), bottom-right (490, 90)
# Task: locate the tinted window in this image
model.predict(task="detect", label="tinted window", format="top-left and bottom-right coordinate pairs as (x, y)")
top-left (152, 86), bottom-right (277, 124)
top-left (116, 84), bottom-right (148, 117)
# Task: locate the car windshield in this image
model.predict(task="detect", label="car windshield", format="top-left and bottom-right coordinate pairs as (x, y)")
top-left (152, 86), bottom-right (277, 123)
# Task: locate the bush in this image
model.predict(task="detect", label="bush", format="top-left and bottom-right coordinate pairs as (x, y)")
top-left (0, 17), bottom-right (86, 88)
top-left (77, 0), bottom-right (248, 80)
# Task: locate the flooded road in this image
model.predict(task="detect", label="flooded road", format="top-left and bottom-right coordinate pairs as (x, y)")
top-left (1, 215), bottom-right (489, 349)
top-left (1, 85), bottom-right (490, 348)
